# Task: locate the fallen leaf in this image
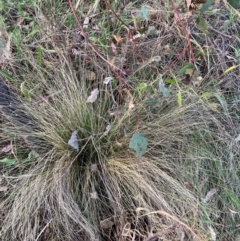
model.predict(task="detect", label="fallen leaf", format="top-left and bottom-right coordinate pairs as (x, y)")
top-left (203, 188), bottom-right (218, 203)
top-left (0, 158), bottom-right (16, 166)
top-left (87, 88), bottom-right (99, 103)
top-left (83, 16), bottom-right (90, 29)
top-left (128, 98), bottom-right (135, 110)
top-left (72, 48), bottom-right (80, 55)
top-left (103, 125), bottom-right (112, 136)
top-left (113, 34), bottom-right (123, 43)
top-left (235, 134), bottom-right (240, 142)
top-left (227, 0), bottom-right (240, 8)
top-left (201, 0), bottom-right (215, 12)
top-left (116, 141), bottom-right (122, 147)
top-left (196, 16), bottom-right (209, 34)
top-left (1, 144), bottom-right (12, 153)
top-left (185, 67), bottom-right (194, 75)
top-left (103, 77), bottom-right (113, 85)
top-left (209, 226), bottom-right (216, 241)
top-left (159, 78), bottom-right (170, 97)
top-left (208, 102), bottom-right (219, 112)
top-left (0, 186), bottom-right (8, 192)
top-left (68, 130), bottom-right (79, 151)
top-left (141, 6), bottom-right (148, 21)
top-left (178, 63), bottom-right (194, 75)
top-left (90, 191), bottom-right (98, 199)
top-left (129, 133), bottom-right (148, 157)
top-left (85, 70), bottom-right (96, 81)
top-left (27, 150), bottom-right (39, 160)
top-left (185, 0), bottom-right (192, 9)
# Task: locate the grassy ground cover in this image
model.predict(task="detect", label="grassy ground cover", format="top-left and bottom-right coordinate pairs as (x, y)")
top-left (0, 0), bottom-right (240, 240)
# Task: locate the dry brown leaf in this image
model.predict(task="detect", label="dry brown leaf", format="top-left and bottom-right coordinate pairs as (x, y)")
top-left (113, 34), bottom-right (123, 43)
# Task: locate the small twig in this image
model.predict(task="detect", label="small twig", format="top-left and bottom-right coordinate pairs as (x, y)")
top-left (209, 27), bottom-right (233, 39)
top-left (35, 219), bottom-right (53, 241)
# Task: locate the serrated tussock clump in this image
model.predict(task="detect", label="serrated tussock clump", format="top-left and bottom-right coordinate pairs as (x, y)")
top-left (1, 51), bottom-right (237, 241)
top-left (0, 2), bottom-right (239, 241)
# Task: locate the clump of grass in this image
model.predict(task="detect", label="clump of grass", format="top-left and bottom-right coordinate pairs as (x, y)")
top-left (0, 0), bottom-right (240, 241)
top-left (1, 48), bottom-right (238, 240)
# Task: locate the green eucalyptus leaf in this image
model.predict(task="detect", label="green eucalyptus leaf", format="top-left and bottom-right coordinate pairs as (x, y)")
top-left (196, 16), bottom-right (208, 34)
top-left (227, 0), bottom-right (240, 8)
top-left (201, 0), bottom-right (214, 12)
top-left (0, 158), bottom-right (16, 166)
top-left (141, 7), bottom-right (148, 21)
top-left (159, 79), bottom-right (170, 97)
top-left (129, 133), bottom-right (148, 157)
top-left (145, 98), bottom-right (158, 106)
top-left (178, 63), bottom-right (194, 75)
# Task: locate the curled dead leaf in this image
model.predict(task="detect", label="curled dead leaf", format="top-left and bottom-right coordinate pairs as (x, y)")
top-left (1, 144), bottom-right (12, 153)
top-left (68, 130), bottom-right (79, 151)
top-left (203, 188), bottom-right (218, 203)
top-left (86, 88), bottom-right (99, 103)
top-left (0, 186), bottom-right (8, 192)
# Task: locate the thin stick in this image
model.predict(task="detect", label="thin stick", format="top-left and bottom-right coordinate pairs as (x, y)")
top-left (35, 219), bottom-right (53, 241)
top-left (209, 27), bottom-right (232, 39)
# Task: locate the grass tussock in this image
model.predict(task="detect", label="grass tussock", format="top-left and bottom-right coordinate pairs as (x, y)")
top-left (0, 0), bottom-right (240, 241)
top-left (1, 53), bottom-right (239, 240)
